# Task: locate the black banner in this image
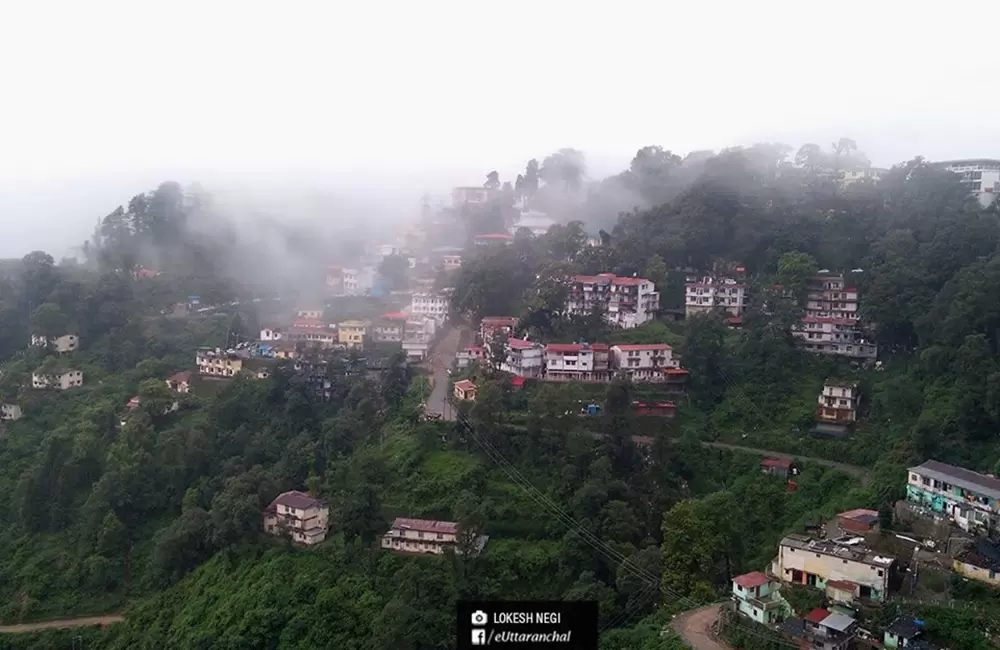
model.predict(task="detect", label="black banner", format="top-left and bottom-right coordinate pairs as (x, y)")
top-left (457, 601), bottom-right (598, 649)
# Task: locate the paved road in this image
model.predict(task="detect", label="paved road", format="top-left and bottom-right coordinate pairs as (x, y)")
top-left (424, 325), bottom-right (463, 420)
top-left (670, 604), bottom-right (729, 650)
top-left (702, 441), bottom-right (870, 486)
top-left (0, 615), bottom-right (124, 634)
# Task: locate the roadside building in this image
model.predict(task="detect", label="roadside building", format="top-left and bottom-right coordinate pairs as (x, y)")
top-left (836, 508), bottom-right (880, 535)
top-left (610, 344), bottom-right (681, 381)
top-left (817, 380), bottom-right (860, 423)
top-left (565, 273), bottom-right (659, 329)
top-left (773, 533), bottom-right (895, 601)
top-left (453, 379), bottom-right (477, 401)
top-left (731, 571), bottom-right (787, 625)
top-left (761, 458), bottom-right (793, 478)
top-left (402, 317), bottom-right (436, 361)
top-left (779, 608), bottom-right (858, 650)
top-left (684, 275), bottom-right (746, 318)
top-left (455, 346), bottom-right (485, 369)
top-left (409, 292), bottom-right (450, 323)
top-left (905, 459), bottom-right (1000, 535)
top-left (501, 338), bottom-right (544, 378)
top-left (382, 517), bottom-right (477, 555)
top-left (543, 343), bottom-right (613, 382)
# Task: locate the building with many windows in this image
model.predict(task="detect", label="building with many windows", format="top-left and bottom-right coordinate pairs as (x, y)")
top-left (773, 533), bottom-right (895, 602)
top-left (793, 274), bottom-right (876, 361)
top-left (565, 273), bottom-right (659, 329)
top-left (263, 491), bottom-right (329, 546)
top-left (501, 338), bottom-right (544, 378)
top-left (409, 292), bottom-right (450, 323)
top-left (684, 276), bottom-right (746, 317)
top-left (906, 459), bottom-right (1000, 535)
top-left (817, 380), bottom-right (860, 424)
top-left (929, 158), bottom-right (1000, 208)
top-left (610, 344), bottom-right (681, 382)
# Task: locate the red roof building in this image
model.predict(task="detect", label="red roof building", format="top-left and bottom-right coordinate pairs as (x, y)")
top-left (804, 608), bottom-right (832, 624)
top-left (733, 571), bottom-right (771, 590)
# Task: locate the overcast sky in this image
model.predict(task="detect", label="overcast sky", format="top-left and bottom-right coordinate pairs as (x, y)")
top-left (0, 1), bottom-right (996, 257)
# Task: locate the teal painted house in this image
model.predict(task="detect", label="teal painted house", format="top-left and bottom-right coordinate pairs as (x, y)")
top-left (907, 460), bottom-right (1000, 535)
top-left (731, 572), bottom-right (786, 625)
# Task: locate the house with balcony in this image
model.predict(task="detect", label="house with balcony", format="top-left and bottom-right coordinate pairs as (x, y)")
top-left (456, 346), bottom-right (485, 369)
top-left (1, 403), bottom-right (23, 421)
top-left (543, 343), bottom-right (612, 382)
top-left (342, 267), bottom-right (376, 296)
top-left (793, 274), bottom-right (877, 361)
top-left (409, 292), bottom-right (450, 324)
top-left (453, 379), bottom-right (477, 401)
top-left (373, 312), bottom-right (408, 343)
top-left (779, 608), bottom-right (858, 650)
top-left (337, 320), bottom-right (368, 349)
top-left (731, 571), bottom-right (788, 625)
top-left (30, 333), bottom-right (79, 353)
top-left (381, 518), bottom-right (458, 555)
top-left (906, 459), bottom-right (1000, 535)
top-left (165, 371), bottom-right (192, 393)
top-left (196, 348), bottom-right (244, 378)
top-left (817, 380), bottom-right (860, 423)
top-left (479, 316), bottom-right (519, 344)
top-left (502, 338), bottom-right (544, 378)
top-left (402, 317), bottom-right (436, 361)
top-left (32, 368), bottom-right (83, 390)
top-left (773, 533), bottom-right (895, 602)
top-left (684, 275), bottom-right (746, 318)
top-left (565, 273), bottom-right (659, 329)
top-left (263, 490), bottom-right (329, 546)
top-left (610, 344), bottom-right (681, 382)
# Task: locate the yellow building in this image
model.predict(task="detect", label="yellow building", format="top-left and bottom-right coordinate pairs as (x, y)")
top-left (337, 320), bottom-right (368, 349)
top-left (953, 539), bottom-right (1000, 588)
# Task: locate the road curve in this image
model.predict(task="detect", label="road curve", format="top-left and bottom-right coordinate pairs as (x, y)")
top-left (670, 603), bottom-right (730, 650)
top-left (701, 441), bottom-right (870, 486)
top-left (0, 615), bottom-right (124, 634)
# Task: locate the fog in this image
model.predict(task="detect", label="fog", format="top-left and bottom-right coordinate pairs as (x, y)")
top-left (0, 1), bottom-right (996, 258)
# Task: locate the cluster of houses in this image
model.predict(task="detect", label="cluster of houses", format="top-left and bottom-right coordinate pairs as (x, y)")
top-left (684, 269), bottom-right (878, 362)
top-left (261, 490), bottom-right (487, 555)
top-left (727, 456), bottom-right (1000, 648)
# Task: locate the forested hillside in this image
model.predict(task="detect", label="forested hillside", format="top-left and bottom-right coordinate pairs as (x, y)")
top-left (1, 140), bottom-right (999, 650)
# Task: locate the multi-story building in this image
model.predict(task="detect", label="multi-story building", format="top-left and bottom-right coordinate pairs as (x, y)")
top-left (342, 267), bottom-right (375, 296)
top-left (731, 571), bottom-right (787, 625)
top-left (402, 317), bottom-right (437, 361)
top-left (284, 327), bottom-right (339, 348)
top-left (773, 533), bottom-right (895, 601)
top-left (508, 210), bottom-right (555, 236)
top-left (566, 273), bottom-right (659, 329)
top-left (337, 320), bottom-right (368, 349)
top-left (906, 459), bottom-right (1000, 535)
top-left (260, 327), bottom-right (282, 341)
top-left (684, 276), bottom-right (746, 317)
top-left (196, 348), bottom-right (244, 377)
top-left (455, 345), bottom-right (485, 369)
top-left (929, 158), bottom-right (1000, 208)
top-left (883, 615), bottom-right (939, 650)
top-left (840, 168), bottom-right (887, 186)
top-left (479, 316), bottom-right (519, 343)
top-left (165, 371), bottom-right (192, 393)
top-left (326, 265), bottom-right (344, 294)
top-left (452, 186), bottom-right (495, 207)
top-left (610, 344), bottom-right (681, 381)
top-left (263, 491), bottom-right (329, 546)
top-left (779, 608), bottom-right (858, 650)
top-left (1, 403), bottom-right (23, 421)
top-left (502, 338), bottom-right (544, 378)
top-left (372, 313), bottom-right (408, 343)
top-left (817, 380), bottom-right (860, 423)
top-left (30, 333), bottom-right (79, 353)
top-left (31, 369), bottom-right (83, 390)
top-left (793, 274), bottom-right (877, 361)
top-left (382, 517), bottom-right (459, 555)
top-left (442, 254), bottom-right (462, 270)
top-left (473, 233), bottom-right (513, 247)
top-left (543, 343), bottom-right (612, 382)
top-left (409, 292), bottom-right (450, 323)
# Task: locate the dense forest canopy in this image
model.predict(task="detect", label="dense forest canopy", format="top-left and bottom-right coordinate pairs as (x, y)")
top-left (0, 138), bottom-right (999, 649)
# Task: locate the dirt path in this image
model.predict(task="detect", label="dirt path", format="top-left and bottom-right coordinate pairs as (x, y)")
top-left (0, 615), bottom-right (124, 634)
top-left (702, 441), bottom-right (870, 486)
top-left (670, 603), bottom-right (730, 650)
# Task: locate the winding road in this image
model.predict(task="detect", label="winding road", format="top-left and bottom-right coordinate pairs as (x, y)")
top-left (701, 441), bottom-right (870, 486)
top-left (0, 615), bottom-right (124, 634)
top-left (670, 604), bottom-right (729, 650)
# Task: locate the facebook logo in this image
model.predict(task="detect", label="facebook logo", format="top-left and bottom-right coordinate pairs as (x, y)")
top-left (471, 629), bottom-right (486, 645)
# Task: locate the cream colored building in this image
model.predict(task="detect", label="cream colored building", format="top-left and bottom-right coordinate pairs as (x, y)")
top-left (196, 348), bottom-right (244, 377)
top-left (773, 534), bottom-right (894, 602)
top-left (32, 369), bottom-right (83, 390)
top-left (382, 517), bottom-right (459, 554)
top-left (1, 403), bottom-right (23, 420)
top-left (337, 320), bottom-right (368, 349)
top-left (263, 491), bottom-right (329, 545)
top-left (31, 333), bottom-right (79, 353)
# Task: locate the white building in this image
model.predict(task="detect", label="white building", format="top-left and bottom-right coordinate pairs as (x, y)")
top-left (30, 333), bottom-right (79, 353)
top-left (543, 343), bottom-right (612, 382)
top-left (382, 517), bottom-right (459, 555)
top-left (32, 369), bottom-right (83, 390)
top-left (501, 338), bottom-right (544, 378)
top-left (452, 186), bottom-right (495, 208)
top-left (840, 168), bottom-right (887, 186)
top-left (442, 254), bottom-right (462, 270)
top-left (1, 403), bottom-right (23, 421)
top-left (402, 318), bottom-right (437, 361)
top-left (508, 210), bottom-right (555, 236)
top-left (773, 533), bottom-right (894, 602)
top-left (263, 491), bottom-right (329, 546)
top-left (685, 276), bottom-right (746, 317)
top-left (793, 274), bottom-right (876, 361)
top-left (343, 267), bottom-right (376, 296)
top-left (817, 380), bottom-right (860, 424)
top-left (260, 327), bottom-right (282, 341)
top-left (409, 292), bottom-right (450, 323)
top-left (566, 274), bottom-right (659, 329)
top-left (930, 159), bottom-right (1000, 208)
top-left (611, 344), bottom-right (680, 382)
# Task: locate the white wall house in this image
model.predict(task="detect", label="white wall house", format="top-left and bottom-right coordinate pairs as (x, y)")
top-left (32, 369), bottom-right (83, 390)
top-left (382, 517), bottom-right (459, 555)
top-left (501, 338), bottom-right (544, 378)
top-left (409, 293), bottom-right (450, 323)
top-left (611, 344), bottom-right (679, 381)
top-left (30, 333), bottom-right (79, 353)
top-left (260, 328), bottom-right (282, 341)
top-left (930, 159), bottom-right (1000, 207)
top-left (1, 403), bottom-right (23, 421)
top-left (565, 274), bottom-right (659, 329)
top-left (263, 491), bottom-right (329, 546)
top-left (685, 276), bottom-right (746, 317)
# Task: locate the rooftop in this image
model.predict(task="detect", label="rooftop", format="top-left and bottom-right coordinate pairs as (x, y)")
top-left (390, 517), bottom-right (458, 535)
top-left (732, 571), bottom-right (770, 589)
top-left (957, 538), bottom-right (1000, 571)
top-left (267, 490), bottom-right (327, 512)
top-left (761, 458), bottom-right (792, 469)
top-left (167, 371), bottom-right (192, 383)
top-left (454, 379), bottom-right (477, 391)
top-left (886, 616), bottom-right (923, 640)
top-left (613, 343), bottom-right (671, 351)
top-left (804, 608), bottom-right (831, 624)
top-left (780, 533), bottom-right (896, 567)
top-left (910, 459), bottom-right (1000, 501)
top-left (507, 338), bottom-right (538, 351)
top-left (838, 508), bottom-right (879, 525)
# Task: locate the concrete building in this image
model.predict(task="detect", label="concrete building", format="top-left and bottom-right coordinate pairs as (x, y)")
top-left (452, 186), bottom-right (495, 207)
top-left (453, 379), bottom-right (477, 401)
top-left (543, 343), bottom-right (612, 382)
top-left (610, 344), bottom-right (681, 382)
top-left (342, 267), bottom-right (375, 296)
top-left (263, 491), bottom-right (329, 546)
top-left (382, 517), bottom-right (459, 555)
top-left (779, 608), bottom-right (858, 650)
top-left (731, 571), bottom-right (787, 625)
top-left (773, 533), bottom-right (895, 602)
top-left (1, 403), bottom-right (23, 421)
top-left (30, 333), bottom-right (79, 353)
top-left (906, 459), bottom-right (1000, 535)
top-left (409, 292), bottom-right (450, 323)
top-left (953, 538), bottom-right (1000, 588)
top-left (260, 327), bottom-right (282, 341)
top-left (337, 320), bottom-right (368, 349)
top-left (165, 371), bottom-right (192, 393)
top-left (284, 327), bottom-right (339, 348)
top-left (502, 338), bottom-right (544, 378)
top-left (442, 254), bottom-right (462, 270)
top-left (402, 317), bottom-right (437, 361)
top-left (684, 276), bottom-right (746, 317)
top-left (929, 158), bottom-right (1000, 208)
top-left (196, 348), bottom-right (243, 377)
top-left (479, 316), bottom-right (519, 343)
top-left (508, 210), bottom-right (555, 236)
top-left (883, 615), bottom-right (938, 650)
top-left (566, 273), bottom-right (659, 329)
top-left (372, 313), bottom-right (408, 343)
top-left (817, 380), bottom-right (860, 423)
top-left (32, 369), bottom-right (83, 390)
top-left (793, 274), bottom-right (877, 361)
top-left (840, 168), bottom-right (887, 186)
top-left (455, 345), bottom-right (484, 369)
